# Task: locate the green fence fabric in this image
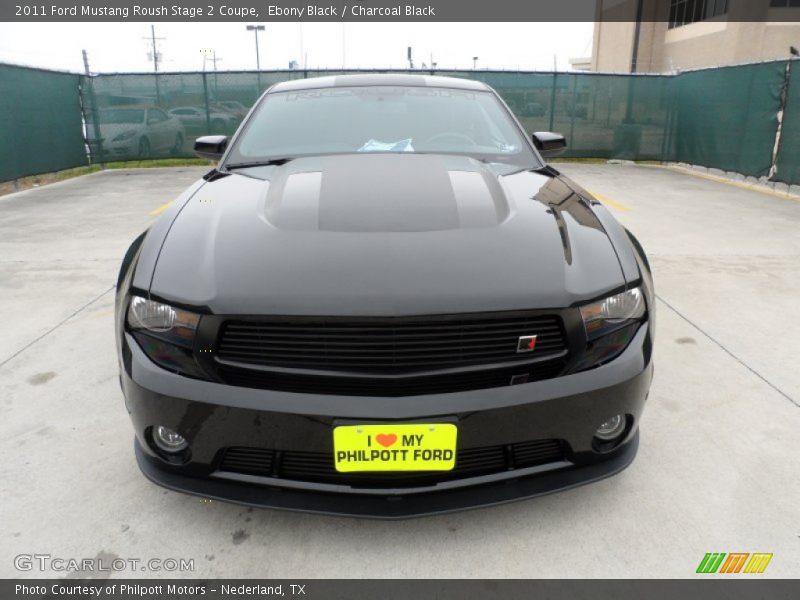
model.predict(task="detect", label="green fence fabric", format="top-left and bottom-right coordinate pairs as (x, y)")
top-left (0, 63), bottom-right (88, 181)
top-left (84, 69), bottom-right (679, 164)
top-left (775, 61), bottom-right (800, 186)
top-left (454, 71), bottom-right (676, 161)
top-left (675, 62), bottom-right (785, 178)
top-left (2, 62), bottom-right (800, 185)
top-left (85, 67), bottom-right (771, 171)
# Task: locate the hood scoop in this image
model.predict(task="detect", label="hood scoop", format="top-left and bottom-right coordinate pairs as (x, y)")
top-left (264, 154), bottom-right (509, 232)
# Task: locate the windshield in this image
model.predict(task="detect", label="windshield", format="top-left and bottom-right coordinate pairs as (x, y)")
top-left (225, 86), bottom-right (538, 167)
top-left (98, 109), bottom-right (145, 124)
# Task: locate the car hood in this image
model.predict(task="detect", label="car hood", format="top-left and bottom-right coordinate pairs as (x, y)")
top-left (149, 154), bottom-right (627, 315)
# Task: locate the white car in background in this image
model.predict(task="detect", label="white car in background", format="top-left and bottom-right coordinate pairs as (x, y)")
top-left (89, 106), bottom-right (185, 159)
top-left (168, 106), bottom-right (240, 135)
top-left (211, 100), bottom-right (250, 120)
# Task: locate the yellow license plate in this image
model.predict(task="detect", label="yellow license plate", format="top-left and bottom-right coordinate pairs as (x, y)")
top-left (333, 423), bottom-right (457, 472)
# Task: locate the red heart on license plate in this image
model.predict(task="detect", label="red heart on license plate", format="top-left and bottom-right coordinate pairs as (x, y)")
top-left (376, 433), bottom-right (397, 448)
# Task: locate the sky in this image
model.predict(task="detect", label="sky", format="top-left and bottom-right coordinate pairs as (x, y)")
top-left (0, 22), bottom-right (594, 73)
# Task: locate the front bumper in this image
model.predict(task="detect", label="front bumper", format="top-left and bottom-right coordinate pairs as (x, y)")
top-left (88, 138), bottom-right (138, 158)
top-left (121, 324), bottom-right (653, 519)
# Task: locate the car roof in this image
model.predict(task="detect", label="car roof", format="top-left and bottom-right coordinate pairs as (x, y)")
top-left (269, 73), bottom-right (491, 93)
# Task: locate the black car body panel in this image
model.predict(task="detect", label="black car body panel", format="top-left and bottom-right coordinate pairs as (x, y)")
top-left (117, 74), bottom-right (654, 517)
top-left (122, 323), bottom-right (651, 517)
top-left (149, 159), bottom-right (626, 316)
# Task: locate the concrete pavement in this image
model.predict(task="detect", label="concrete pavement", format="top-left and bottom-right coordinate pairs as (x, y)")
top-left (0, 164), bottom-right (798, 578)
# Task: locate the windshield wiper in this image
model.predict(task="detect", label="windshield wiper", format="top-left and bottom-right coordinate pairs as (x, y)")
top-left (224, 158), bottom-right (293, 170)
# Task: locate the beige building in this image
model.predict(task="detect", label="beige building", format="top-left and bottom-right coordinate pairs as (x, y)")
top-left (591, 0), bottom-right (800, 73)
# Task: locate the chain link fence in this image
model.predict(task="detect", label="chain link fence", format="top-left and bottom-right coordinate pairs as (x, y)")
top-left (1, 61), bottom-right (799, 186)
top-left (0, 63), bottom-right (88, 181)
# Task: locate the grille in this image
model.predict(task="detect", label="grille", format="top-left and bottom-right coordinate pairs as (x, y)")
top-left (213, 312), bottom-right (569, 396)
top-left (218, 439), bottom-right (567, 488)
top-left (216, 313), bottom-right (567, 373)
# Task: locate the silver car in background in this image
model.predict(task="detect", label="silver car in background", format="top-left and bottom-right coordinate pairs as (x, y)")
top-left (88, 106), bottom-right (185, 159)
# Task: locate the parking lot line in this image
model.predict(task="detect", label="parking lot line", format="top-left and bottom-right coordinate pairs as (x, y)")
top-left (149, 201), bottom-right (173, 216)
top-left (651, 165), bottom-right (800, 203)
top-left (588, 190), bottom-right (631, 212)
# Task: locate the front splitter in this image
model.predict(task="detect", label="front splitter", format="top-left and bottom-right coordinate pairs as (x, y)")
top-left (135, 432), bottom-right (639, 519)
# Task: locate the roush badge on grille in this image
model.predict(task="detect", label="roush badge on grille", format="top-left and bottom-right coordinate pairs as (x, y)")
top-left (517, 335), bottom-right (538, 353)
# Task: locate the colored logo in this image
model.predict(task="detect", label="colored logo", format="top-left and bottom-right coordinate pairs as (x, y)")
top-left (517, 335), bottom-right (538, 353)
top-left (375, 433), bottom-right (397, 448)
top-left (696, 553), bottom-right (772, 574)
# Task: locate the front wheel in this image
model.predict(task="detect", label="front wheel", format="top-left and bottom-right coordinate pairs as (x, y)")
top-left (171, 133), bottom-right (184, 156)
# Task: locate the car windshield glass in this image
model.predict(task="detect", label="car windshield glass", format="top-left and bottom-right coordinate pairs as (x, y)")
top-left (226, 86), bottom-right (538, 167)
top-left (99, 109), bottom-right (145, 124)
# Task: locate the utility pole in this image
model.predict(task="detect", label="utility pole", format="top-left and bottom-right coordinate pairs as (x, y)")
top-left (205, 50), bottom-right (222, 71)
top-left (407, 47), bottom-right (414, 69)
top-left (81, 49), bottom-right (105, 167)
top-left (148, 24), bottom-right (162, 72)
top-left (143, 25), bottom-right (165, 105)
top-left (211, 50), bottom-right (222, 98)
top-left (246, 25), bottom-right (265, 95)
top-left (200, 49), bottom-right (222, 99)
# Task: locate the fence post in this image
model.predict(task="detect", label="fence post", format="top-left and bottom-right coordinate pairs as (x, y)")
top-left (81, 51), bottom-right (106, 167)
top-left (568, 75), bottom-right (577, 148)
top-left (154, 73), bottom-right (162, 107)
top-left (770, 56), bottom-right (796, 180)
top-left (82, 74), bottom-right (106, 167)
top-left (548, 71), bottom-right (557, 131)
top-left (660, 77), bottom-right (675, 162)
top-left (202, 72), bottom-right (211, 134)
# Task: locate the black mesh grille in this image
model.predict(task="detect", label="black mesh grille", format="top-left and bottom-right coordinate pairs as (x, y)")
top-left (213, 312), bottom-right (569, 396)
top-left (216, 313), bottom-right (567, 373)
top-left (218, 439), bottom-right (567, 488)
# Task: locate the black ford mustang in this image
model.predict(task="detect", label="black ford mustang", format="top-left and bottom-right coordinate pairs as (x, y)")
top-left (115, 74), bottom-right (654, 518)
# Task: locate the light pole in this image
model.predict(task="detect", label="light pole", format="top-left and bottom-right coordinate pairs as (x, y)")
top-left (246, 25), bottom-right (265, 69)
top-left (472, 56), bottom-right (479, 70)
top-left (247, 25), bottom-right (265, 95)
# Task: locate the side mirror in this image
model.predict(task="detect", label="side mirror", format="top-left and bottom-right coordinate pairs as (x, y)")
top-left (531, 132), bottom-right (567, 158)
top-left (194, 135), bottom-right (228, 160)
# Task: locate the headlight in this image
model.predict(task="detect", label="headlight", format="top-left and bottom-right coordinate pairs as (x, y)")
top-left (112, 130), bottom-right (137, 142)
top-left (126, 296), bottom-right (206, 378)
top-left (580, 287), bottom-right (645, 341)
top-left (128, 296), bottom-right (198, 344)
top-left (574, 287), bottom-right (646, 371)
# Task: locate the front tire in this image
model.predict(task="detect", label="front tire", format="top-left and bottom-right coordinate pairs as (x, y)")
top-left (171, 133), bottom-right (184, 156)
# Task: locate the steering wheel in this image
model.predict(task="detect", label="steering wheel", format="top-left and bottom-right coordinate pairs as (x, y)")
top-left (424, 131), bottom-right (477, 147)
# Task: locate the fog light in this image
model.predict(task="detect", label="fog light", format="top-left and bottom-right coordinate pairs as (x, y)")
top-left (153, 426), bottom-right (188, 453)
top-left (594, 414), bottom-right (626, 441)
